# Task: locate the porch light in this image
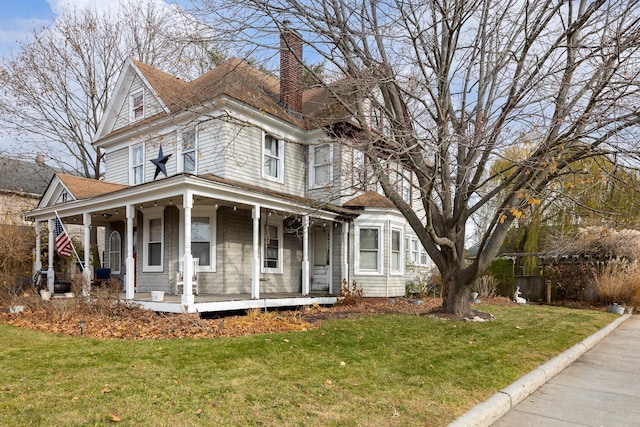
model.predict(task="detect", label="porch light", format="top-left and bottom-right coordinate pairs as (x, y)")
top-left (115, 210), bottom-right (119, 215)
top-left (154, 201), bottom-right (157, 207)
top-left (169, 200), bottom-right (173, 205)
top-left (78, 319), bottom-right (87, 336)
top-left (102, 212), bottom-right (112, 218)
top-left (214, 203), bottom-right (218, 210)
top-left (233, 205), bottom-right (237, 211)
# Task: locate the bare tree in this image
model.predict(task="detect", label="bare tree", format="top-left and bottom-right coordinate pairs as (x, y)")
top-left (0, 1), bottom-right (221, 178)
top-left (195, 0), bottom-right (640, 315)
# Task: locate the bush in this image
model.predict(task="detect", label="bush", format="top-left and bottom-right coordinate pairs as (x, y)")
top-left (487, 258), bottom-right (515, 297)
top-left (546, 264), bottom-right (593, 301)
top-left (471, 275), bottom-right (498, 298)
top-left (336, 280), bottom-right (363, 306)
top-left (592, 261), bottom-right (640, 306)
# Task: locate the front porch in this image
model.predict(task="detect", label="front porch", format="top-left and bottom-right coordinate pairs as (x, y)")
top-left (121, 292), bottom-right (337, 314)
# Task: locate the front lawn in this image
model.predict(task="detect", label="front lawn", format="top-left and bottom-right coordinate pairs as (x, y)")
top-left (0, 304), bottom-right (616, 426)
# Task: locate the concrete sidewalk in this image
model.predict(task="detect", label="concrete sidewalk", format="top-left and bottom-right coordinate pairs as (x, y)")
top-left (451, 314), bottom-right (640, 426)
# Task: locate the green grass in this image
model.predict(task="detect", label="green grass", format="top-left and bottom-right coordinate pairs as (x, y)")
top-left (0, 304), bottom-right (616, 426)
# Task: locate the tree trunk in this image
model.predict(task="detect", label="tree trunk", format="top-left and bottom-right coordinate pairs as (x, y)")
top-left (442, 271), bottom-right (474, 317)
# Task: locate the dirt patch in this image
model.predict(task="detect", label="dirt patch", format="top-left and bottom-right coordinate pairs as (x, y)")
top-left (0, 295), bottom-right (516, 340)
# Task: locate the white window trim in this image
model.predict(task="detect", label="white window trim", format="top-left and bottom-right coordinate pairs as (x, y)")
top-left (262, 216), bottom-right (284, 274)
top-left (178, 206), bottom-right (217, 272)
top-left (130, 144), bottom-right (145, 185)
top-left (391, 227), bottom-right (404, 275)
top-left (309, 143), bottom-right (334, 189)
top-left (177, 126), bottom-right (198, 174)
top-left (406, 236), bottom-right (430, 267)
top-left (142, 206), bottom-right (164, 272)
top-left (130, 90), bottom-right (145, 122)
top-left (108, 230), bottom-right (122, 274)
top-left (261, 132), bottom-right (284, 183)
top-left (355, 224), bottom-right (383, 275)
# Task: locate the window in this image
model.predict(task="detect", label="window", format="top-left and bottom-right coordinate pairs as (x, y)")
top-left (406, 236), bottom-right (430, 266)
top-left (143, 207), bottom-right (164, 271)
top-left (263, 133), bottom-right (283, 181)
top-left (131, 91), bottom-right (144, 121)
top-left (180, 128), bottom-right (197, 173)
top-left (391, 229), bottom-right (402, 273)
top-left (310, 144), bottom-right (333, 188)
top-left (191, 217), bottom-right (210, 267)
top-left (131, 145), bottom-right (144, 185)
top-left (108, 231), bottom-right (122, 274)
top-left (402, 169), bottom-right (412, 204)
top-left (357, 226), bottom-right (381, 274)
top-left (178, 207), bottom-right (217, 271)
top-left (352, 149), bottom-right (367, 190)
top-left (262, 218), bottom-right (283, 273)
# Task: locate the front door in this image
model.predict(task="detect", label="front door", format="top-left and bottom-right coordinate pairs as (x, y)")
top-left (311, 227), bottom-right (330, 292)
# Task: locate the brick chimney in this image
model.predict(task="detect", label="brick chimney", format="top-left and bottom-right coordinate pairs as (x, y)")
top-left (280, 21), bottom-right (303, 115)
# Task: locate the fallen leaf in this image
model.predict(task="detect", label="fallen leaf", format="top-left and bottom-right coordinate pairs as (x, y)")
top-left (195, 408), bottom-right (203, 415)
top-left (324, 379), bottom-right (332, 386)
top-left (109, 413), bottom-right (122, 422)
top-left (101, 388), bottom-right (111, 394)
top-left (340, 361), bottom-right (346, 366)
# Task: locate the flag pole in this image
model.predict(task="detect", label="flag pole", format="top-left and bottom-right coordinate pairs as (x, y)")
top-left (54, 211), bottom-right (85, 273)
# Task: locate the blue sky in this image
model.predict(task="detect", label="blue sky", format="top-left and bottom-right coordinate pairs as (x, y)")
top-left (0, 0), bottom-right (56, 57)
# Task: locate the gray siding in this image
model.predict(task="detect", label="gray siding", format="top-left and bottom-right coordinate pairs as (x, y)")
top-left (104, 147), bottom-right (129, 185)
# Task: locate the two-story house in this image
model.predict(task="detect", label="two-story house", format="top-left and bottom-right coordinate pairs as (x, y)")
top-left (26, 28), bottom-right (434, 313)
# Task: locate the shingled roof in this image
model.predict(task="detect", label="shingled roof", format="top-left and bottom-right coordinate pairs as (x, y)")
top-left (56, 174), bottom-right (128, 200)
top-left (0, 157), bottom-right (57, 196)
top-left (128, 58), bottom-right (354, 132)
top-left (344, 191), bottom-right (396, 209)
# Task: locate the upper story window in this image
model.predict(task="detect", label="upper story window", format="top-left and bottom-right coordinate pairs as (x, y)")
top-left (130, 91), bottom-right (144, 121)
top-left (108, 231), bottom-right (122, 274)
top-left (402, 169), bottom-right (412, 204)
top-left (262, 133), bottom-right (283, 182)
top-left (131, 145), bottom-right (144, 185)
top-left (309, 143), bottom-right (333, 188)
top-left (180, 128), bottom-right (197, 173)
top-left (356, 226), bottom-right (382, 275)
top-left (352, 149), bottom-right (368, 190)
top-left (143, 207), bottom-right (164, 272)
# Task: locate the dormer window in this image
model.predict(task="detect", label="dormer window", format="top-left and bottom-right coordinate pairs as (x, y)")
top-left (131, 91), bottom-right (144, 121)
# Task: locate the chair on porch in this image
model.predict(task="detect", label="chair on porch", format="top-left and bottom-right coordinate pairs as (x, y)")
top-left (175, 258), bottom-right (199, 295)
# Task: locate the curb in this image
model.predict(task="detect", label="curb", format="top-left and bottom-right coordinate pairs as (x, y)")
top-left (449, 313), bottom-right (631, 427)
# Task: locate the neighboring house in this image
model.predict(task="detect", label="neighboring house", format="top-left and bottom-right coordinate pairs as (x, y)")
top-left (0, 155), bottom-right (56, 225)
top-left (26, 28), bottom-right (434, 313)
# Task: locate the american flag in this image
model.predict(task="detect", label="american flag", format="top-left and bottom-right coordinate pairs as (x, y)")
top-left (54, 217), bottom-right (73, 257)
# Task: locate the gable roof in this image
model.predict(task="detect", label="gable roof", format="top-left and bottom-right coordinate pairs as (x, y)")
top-left (97, 57), bottom-right (356, 143)
top-left (56, 174), bottom-right (129, 200)
top-left (0, 157), bottom-right (57, 196)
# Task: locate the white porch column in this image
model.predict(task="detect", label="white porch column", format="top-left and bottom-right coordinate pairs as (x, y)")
top-left (34, 221), bottom-right (42, 273)
top-left (47, 218), bottom-right (54, 293)
top-left (342, 222), bottom-right (349, 291)
top-left (181, 191), bottom-right (195, 307)
top-left (82, 213), bottom-right (91, 296)
top-left (302, 215), bottom-right (310, 296)
top-left (125, 204), bottom-right (135, 300)
top-left (251, 204), bottom-right (260, 299)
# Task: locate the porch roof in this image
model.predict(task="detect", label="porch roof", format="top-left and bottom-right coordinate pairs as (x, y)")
top-left (26, 172), bottom-right (359, 222)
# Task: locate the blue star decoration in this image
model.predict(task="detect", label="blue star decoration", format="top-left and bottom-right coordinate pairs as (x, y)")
top-left (150, 146), bottom-right (172, 179)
